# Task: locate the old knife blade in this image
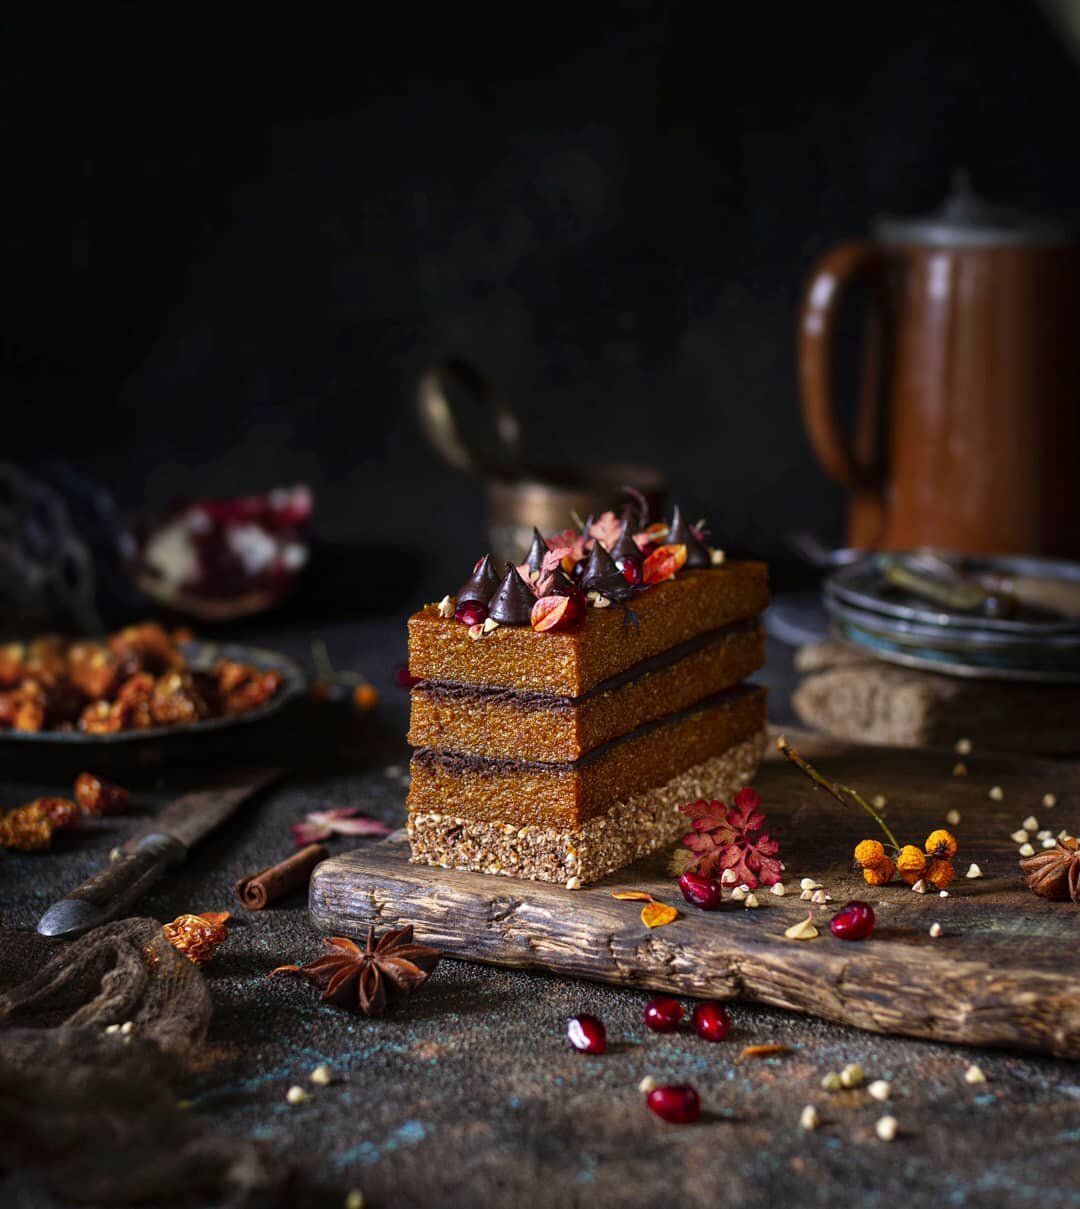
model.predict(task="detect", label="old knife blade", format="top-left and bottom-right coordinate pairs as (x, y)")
top-left (37, 767), bottom-right (283, 939)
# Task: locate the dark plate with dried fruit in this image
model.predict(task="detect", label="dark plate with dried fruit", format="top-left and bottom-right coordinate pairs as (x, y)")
top-left (0, 640), bottom-right (305, 746)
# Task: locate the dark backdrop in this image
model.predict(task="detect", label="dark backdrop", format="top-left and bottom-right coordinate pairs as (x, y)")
top-left (5, 0), bottom-right (1080, 595)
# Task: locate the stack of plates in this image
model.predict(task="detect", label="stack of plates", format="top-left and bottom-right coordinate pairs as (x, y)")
top-left (824, 554), bottom-right (1080, 682)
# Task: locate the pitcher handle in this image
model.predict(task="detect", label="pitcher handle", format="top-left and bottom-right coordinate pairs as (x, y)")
top-left (797, 241), bottom-right (888, 509)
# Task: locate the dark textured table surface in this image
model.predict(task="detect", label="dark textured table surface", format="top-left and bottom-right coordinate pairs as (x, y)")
top-left (2, 616), bottom-right (1079, 1209)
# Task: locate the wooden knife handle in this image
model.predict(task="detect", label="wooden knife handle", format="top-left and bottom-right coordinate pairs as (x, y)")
top-left (37, 833), bottom-right (186, 939)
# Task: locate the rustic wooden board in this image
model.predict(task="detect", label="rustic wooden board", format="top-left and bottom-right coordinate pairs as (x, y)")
top-left (309, 730), bottom-right (1080, 1058)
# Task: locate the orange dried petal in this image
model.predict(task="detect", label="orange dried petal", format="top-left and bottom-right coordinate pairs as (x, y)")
top-left (641, 901), bottom-right (678, 928)
top-left (737, 1044), bottom-right (791, 1060)
top-left (642, 544), bottom-right (688, 586)
top-left (199, 911), bottom-right (231, 926)
top-left (531, 595), bottom-right (575, 632)
top-left (611, 891), bottom-right (654, 901)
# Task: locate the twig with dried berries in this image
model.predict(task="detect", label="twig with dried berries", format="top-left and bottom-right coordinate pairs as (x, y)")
top-left (272, 926), bottom-right (441, 1017)
top-left (777, 736), bottom-right (957, 890)
top-left (310, 639), bottom-right (379, 710)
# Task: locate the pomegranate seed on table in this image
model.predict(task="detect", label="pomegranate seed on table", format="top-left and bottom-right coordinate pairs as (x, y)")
top-left (644, 997), bottom-right (684, 1033)
top-left (567, 1013), bottom-right (607, 1054)
top-left (678, 871), bottom-right (723, 910)
top-left (830, 900), bottom-right (876, 941)
top-left (455, 601), bottom-right (488, 627)
top-left (691, 1001), bottom-right (731, 1042)
top-left (646, 1084), bottom-right (701, 1124)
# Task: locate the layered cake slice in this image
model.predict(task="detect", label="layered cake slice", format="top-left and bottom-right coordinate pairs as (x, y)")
top-left (406, 505), bottom-right (769, 884)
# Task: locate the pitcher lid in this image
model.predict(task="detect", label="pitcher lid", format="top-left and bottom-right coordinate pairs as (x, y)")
top-left (874, 172), bottom-right (1071, 247)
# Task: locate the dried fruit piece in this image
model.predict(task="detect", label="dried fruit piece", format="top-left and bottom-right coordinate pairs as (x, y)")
top-left (641, 543), bottom-right (688, 586)
top-left (925, 829), bottom-right (958, 859)
top-left (74, 772), bottom-right (129, 816)
top-left (925, 859), bottom-right (956, 890)
top-left (854, 839), bottom-right (887, 869)
top-left (163, 911), bottom-right (229, 965)
top-left (641, 902), bottom-right (678, 929)
top-left (862, 858), bottom-right (895, 886)
top-left (896, 845), bottom-right (927, 884)
top-left (530, 593), bottom-right (583, 633)
top-left (32, 797), bottom-right (80, 830)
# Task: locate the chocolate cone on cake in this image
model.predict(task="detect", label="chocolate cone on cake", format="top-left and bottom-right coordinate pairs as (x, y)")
top-left (406, 507), bottom-right (769, 884)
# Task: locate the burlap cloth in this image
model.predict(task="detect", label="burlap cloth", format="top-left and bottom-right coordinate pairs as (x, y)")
top-left (0, 919), bottom-right (288, 1205)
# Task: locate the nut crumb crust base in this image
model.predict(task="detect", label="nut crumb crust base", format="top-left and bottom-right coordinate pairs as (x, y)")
top-left (406, 730), bottom-right (767, 885)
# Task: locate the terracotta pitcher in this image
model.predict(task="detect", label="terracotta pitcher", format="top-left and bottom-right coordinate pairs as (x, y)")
top-left (797, 178), bottom-right (1080, 557)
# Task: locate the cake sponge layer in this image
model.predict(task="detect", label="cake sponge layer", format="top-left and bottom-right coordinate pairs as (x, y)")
top-left (407, 684), bottom-right (766, 827)
top-left (407, 564), bottom-right (768, 696)
top-left (407, 731), bottom-right (767, 884)
top-left (408, 622), bottom-right (765, 763)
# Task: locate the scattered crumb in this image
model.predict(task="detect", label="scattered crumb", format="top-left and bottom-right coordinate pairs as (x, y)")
top-left (821, 1072), bottom-right (843, 1091)
top-left (1018, 842), bottom-right (1035, 857)
top-left (989, 786), bottom-right (1004, 802)
top-left (868, 1080), bottom-right (891, 1102)
top-left (720, 869), bottom-right (738, 885)
top-left (639, 1075), bottom-right (657, 1094)
top-left (1043, 793), bottom-right (1057, 809)
top-left (911, 879), bottom-right (928, 894)
top-left (966, 863), bottom-right (983, 878)
top-left (952, 762), bottom-right (968, 777)
top-left (1010, 829), bottom-right (1029, 844)
top-left (286, 1085), bottom-right (310, 1105)
top-left (800, 878), bottom-right (822, 891)
top-left (946, 809), bottom-right (961, 826)
top-left (1042, 837), bottom-right (1058, 849)
top-left (871, 794), bottom-right (887, 809)
top-left (1022, 815), bottom-right (1039, 833)
top-left (310, 1064), bottom-right (333, 1086)
top-left (784, 914), bottom-right (819, 941)
top-left (345, 1191), bottom-right (365, 1209)
top-left (939, 890), bottom-right (949, 898)
top-left (929, 922), bottom-right (943, 938)
top-left (955, 738), bottom-right (972, 756)
top-left (964, 1064), bottom-right (987, 1085)
top-left (744, 893), bottom-right (761, 909)
top-left (799, 1105), bottom-right (820, 1130)
top-left (840, 1063), bottom-right (864, 1089)
top-left (565, 876), bottom-right (582, 891)
top-left (770, 882), bottom-right (786, 897)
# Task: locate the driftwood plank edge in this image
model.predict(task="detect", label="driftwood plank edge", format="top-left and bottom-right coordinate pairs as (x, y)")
top-left (309, 842), bottom-right (1080, 1060)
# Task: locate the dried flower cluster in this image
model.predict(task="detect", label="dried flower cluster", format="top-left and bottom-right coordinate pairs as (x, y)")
top-left (854, 829), bottom-right (958, 890)
top-left (0, 772), bottom-right (129, 851)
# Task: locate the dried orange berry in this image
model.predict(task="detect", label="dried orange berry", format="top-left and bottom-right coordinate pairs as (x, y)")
top-left (854, 839), bottom-right (887, 869)
top-left (896, 845), bottom-right (927, 884)
top-left (925, 829), bottom-right (958, 859)
top-left (925, 858), bottom-right (956, 889)
top-left (863, 858), bottom-right (896, 886)
top-left (352, 683), bottom-right (379, 711)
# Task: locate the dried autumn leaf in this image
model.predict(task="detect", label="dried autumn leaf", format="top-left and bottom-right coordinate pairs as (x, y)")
top-left (611, 891), bottom-right (654, 901)
top-left (738, 1044), bottom-right (791, 1061)
top-left (641, 901), bottom-right (678, 928)
top-left (678, 787), bottom-right (782, 889)
top-left (642, 543), bottom-right (688, 585)
top-left (199, 911), bottom-right (231, 926)
top-left (587, 510), bottom-right (623, 551)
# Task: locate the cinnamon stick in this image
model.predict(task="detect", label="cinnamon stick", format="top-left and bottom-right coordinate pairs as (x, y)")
top-left (234, 844), bottom-right (328, 909)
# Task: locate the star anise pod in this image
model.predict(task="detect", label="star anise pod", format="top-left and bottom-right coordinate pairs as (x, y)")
top-left (272, 926), bottom-right (441, 1016)
top-left (1020, 837), bottom-right (1080, 903)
